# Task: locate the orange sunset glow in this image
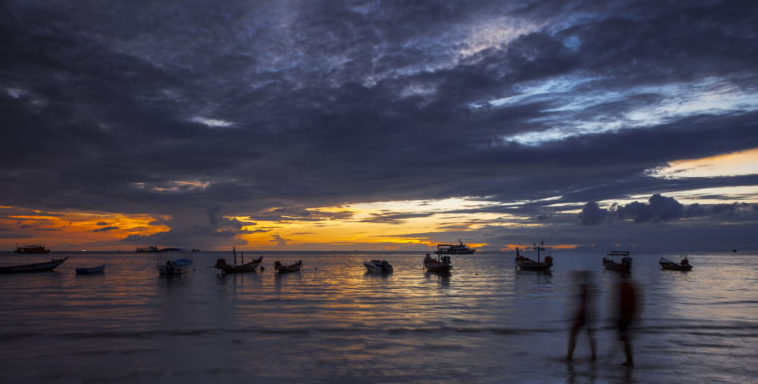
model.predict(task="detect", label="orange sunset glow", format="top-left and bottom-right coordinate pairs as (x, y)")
top-left (0, 206), bottom-right (170, 250)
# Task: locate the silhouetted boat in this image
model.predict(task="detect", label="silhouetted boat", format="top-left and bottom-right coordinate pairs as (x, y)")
top-left (0, 257), bottom-right (68, 273)
top-left (515, 243), bottom-right (553, 272)
top-left (157, 259), bottom-right (193, 275)
top-left (424, 253), bottom-right (452, 274)
top-left (659, 255), bottom-right (692, 271)
top-left (364, 259), bottom-right (393, 274)
top-left (75, 264), bottom-right (105, 274)
top-left (603, 250), bottom-right (632, 273)
top-left (156, 249), bottom-right (193, 276)
top-left (274, 260), bottom-right (302, 274)
top-left (14, 244), bottom-right (51, 254)
top-left (215, 249), bottom-right (263, 274)
top-left (434, 240), bottom-right (476, 254)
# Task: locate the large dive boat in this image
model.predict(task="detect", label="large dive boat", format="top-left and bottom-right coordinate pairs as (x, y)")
top-left (434, 240), bottom-right (476, 254)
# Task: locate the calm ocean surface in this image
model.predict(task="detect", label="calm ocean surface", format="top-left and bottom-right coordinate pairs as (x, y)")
top-left (0, 251), bottom-right (756, 383)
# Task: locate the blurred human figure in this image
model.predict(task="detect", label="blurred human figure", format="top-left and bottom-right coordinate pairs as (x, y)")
top-left (567, 271), bottom-right (597, 361)
top-left (616, 276), bottom-right (638, 366)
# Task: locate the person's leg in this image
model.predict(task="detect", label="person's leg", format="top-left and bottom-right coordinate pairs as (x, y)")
top-left (587, 328), bottom-right (597, 360)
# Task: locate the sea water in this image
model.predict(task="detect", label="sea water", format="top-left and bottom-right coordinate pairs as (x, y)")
top-left (0, 251), bottom-right (755, 383)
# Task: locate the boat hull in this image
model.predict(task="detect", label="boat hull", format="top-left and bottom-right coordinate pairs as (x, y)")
top-left (516, 262), bottom-right (552, 272)
top-left (274, 260), bottom-right (302, 274)
top-left (603, 257), bottom-right (631, 273)
top-left (0, 257), bottom-right (68, 273)
top-left (216, 256), bottom-right (263, 274)
top-left (515, 258), bottom-right (552, 272)
top-left (424, 261), bottom-right (452, 274)
top-left (659, 258), bottom-right (692, 271)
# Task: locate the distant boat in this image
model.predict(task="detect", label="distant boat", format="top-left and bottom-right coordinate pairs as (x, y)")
top-left (274, 260), bottom-right (302, 274)
top-left (603, 250), bottom-right (632, 274)
top-left (14, 244), bottom-right (51, 254)
top-left (138, 246), bottom-right (182, 253)
top-left (75, 264), bottom-right (105, 275)
top-left (659, 255), bottom-right (693, 271)
top-left (435, 240), bottom-right (476, 255)
top-left (424, 253), bottom-right (452, 274)
top-left (0, 257), bottom-right (68, 273)
top-left (364, 259), bottom-right (393, 274)
top-left (515, 243), bottom-right (553, 272)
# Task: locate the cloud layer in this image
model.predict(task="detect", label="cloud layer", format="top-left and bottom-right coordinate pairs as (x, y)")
top-left (1, 1), bottom-right (757, 250)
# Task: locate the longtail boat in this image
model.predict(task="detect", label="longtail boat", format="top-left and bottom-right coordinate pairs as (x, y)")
top-left (424, 253), bottom-right (452, 274)
top-left (515, 243), bottom-right (553, 272)
top-left (274, 260), bottom-right (302, 274)
top-left (603, 250), bottom-right (632, 274)
top-left (215, 256), bottom-right (263, 273)
top-left (659, 255), bottom-right (693, 271)
top-left (0, 257), bottom-right (68, 273)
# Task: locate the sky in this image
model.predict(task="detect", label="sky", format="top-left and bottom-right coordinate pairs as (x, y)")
top-left (1, 0), bottom-right (757, 252)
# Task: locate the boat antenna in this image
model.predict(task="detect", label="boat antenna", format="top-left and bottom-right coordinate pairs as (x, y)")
top-left (233, 246), bottom-right (237, 265)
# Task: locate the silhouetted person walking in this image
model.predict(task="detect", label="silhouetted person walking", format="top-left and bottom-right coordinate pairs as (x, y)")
top-left (567, 271), bottom-right (597, 361)
top-left (616, 276), bottom-right (638, 366)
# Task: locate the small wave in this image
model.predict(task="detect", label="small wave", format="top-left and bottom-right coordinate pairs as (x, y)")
top-left (1, 325), bottom-right (566, 341)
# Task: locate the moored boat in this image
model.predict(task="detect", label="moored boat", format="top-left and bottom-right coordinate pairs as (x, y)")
top-left (0, 257), bottom-right (68, 273)
top-left (434, 240), bottom-right (476, 255)
top-left (364, 259), bottom-right (393, 274)
top-left (274, 260), bottom-right (302, 274)
top-left (659, 255), bottom-right (692, 271)
top-left (424, 253), bottom-right (452, 274)
top-left (215, 256), bottom-right (263, 273)
top-left (602, 251), bottom-right (632, 274)
top-left (157, 258), bottom-right (193, 275)
top-left (215, 247), bottom-right (263, 274)
top-left (14, 244), bottom-right (51, 254)
top-left (515, 243), bottom-right (553, 272)
top-left (75, 264), bottom-right (105, 274)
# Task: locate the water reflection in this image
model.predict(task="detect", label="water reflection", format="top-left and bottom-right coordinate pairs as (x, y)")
top-left (274, 270), bottom-right (302, 293)
top-left (566, 361), bottom-right (597, 384)
top-left (0, 251), bottom-right (756, 383)
top-left (424, 271), bottom-right (450, 287)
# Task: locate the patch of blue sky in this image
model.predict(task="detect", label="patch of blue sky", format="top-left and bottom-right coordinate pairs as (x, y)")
top-left (498, 77), bottom-right (758, 145)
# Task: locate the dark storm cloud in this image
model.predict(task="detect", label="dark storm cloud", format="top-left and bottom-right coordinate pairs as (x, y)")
top-left (92, 226), bottom-right (118, 232)
top-left (1, 0), bottom-right (757, 249)
top-left (579, 194), bottom-right (758, 225)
